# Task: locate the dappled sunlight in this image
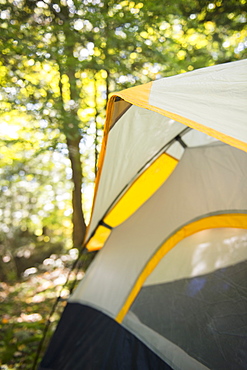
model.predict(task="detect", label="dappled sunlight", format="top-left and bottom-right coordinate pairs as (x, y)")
top-left (191, 241), bottom-right (212, 277)
top-left (16, 313), bottom-right (42, 323)
top-left (191, 229), bottom-right (247, 278)
top-left (190, 245), bottom-right (209, 276)
top-left (145, 227), bottom-right (247, 287)
top-left (1, 248), bottom-right (85, 326)
top-left (0, 260), bottom-right (85, 367)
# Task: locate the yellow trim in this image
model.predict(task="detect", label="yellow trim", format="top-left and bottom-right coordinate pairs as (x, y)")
top-left (117, 92), bottom-right (247, 154)
top-left (85, 90), bottom-right (150, 244)
top-left (86, 153), bottom-right (178, 251)
top-left (86, 225), bottom-right (112, 252)
top-left (116, 82), bottom-right (153, 108)
top-left (104, 153), bottom-right (178, 228)
top-left (115, 213), bottom-right (247, 323)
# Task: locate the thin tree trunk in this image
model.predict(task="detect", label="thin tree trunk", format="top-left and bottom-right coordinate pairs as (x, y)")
top-left (66, 136), bottom-right (86, 249)
top-left (94, 74), bottom-right (99, 176)
top-left (57, 57), bottom-right (86, 249)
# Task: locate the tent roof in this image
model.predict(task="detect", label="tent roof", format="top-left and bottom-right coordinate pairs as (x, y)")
top-left (85, 59), bottom-right (247, 249)
top-left (112, 59), bottom-right (247, 151)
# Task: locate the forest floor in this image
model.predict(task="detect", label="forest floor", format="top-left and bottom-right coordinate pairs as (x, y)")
top-left (0, 265), bottom-right (84, 369)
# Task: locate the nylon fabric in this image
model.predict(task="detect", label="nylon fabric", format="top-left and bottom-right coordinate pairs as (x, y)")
top-left (86, 225), bottom-right (111, 252)
top-left (70, 144), bottom-right (247, 318)
top-left (148, 60), bottom-right (247, 152)
top-left (86, 60), bottom-right (247, 245)
top-left (104, 153), bottom-right (178, 228)
top-left (86, 153), bottom-right (178, 251)
top-left (116, 220), bottom-right (247, 323)
top-left (39, 303), bottom-right (172, 370)
top-left (123, 312), bottom-right (209, 370)
top-left (86, 106), bottom-right (184, 240)
top-left (128, 260), bottom-right (247, 370)
top-left (144, 227), bottom-right (247, 286)
top-left (117, 81), bottom-right (152, 109)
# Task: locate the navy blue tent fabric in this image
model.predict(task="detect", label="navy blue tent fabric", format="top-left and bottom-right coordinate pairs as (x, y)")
top-left (39, 303), bottom-right (172, 370)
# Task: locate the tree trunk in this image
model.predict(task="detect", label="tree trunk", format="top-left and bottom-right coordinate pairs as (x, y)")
top-left (57, 53), bottom-right (86, 249)
top-left (66, 136), bottom-right (86, 249)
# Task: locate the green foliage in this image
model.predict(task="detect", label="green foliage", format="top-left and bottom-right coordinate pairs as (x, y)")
top-left (0, 117), bottom-right (73, 281)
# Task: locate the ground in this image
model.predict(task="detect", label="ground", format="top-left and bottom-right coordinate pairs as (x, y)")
top-left (0, 264), bottom-right (83, 369)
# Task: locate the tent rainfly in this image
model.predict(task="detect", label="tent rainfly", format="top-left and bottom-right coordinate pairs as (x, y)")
top-left (39, 60), bottom-right (247, 370)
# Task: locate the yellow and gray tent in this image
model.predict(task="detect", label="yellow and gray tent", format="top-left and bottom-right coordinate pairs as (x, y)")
top-left (40, 59), bottom-right (247, 370)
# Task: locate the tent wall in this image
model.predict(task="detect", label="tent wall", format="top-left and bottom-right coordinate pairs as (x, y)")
top-left (71, 143), bottom-right (247, 319)
top-left (86, 152), bottom-right (178, 251)
top-left (86, 107), bottom-right (185, 243)
top-left (39, 303), bottom-right (173, 370)
top-left (124, 228), bottom-right (247, 369)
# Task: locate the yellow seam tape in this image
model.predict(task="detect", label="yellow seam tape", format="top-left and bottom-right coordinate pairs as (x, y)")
top-left (115, 213), bottom-right (247, 323)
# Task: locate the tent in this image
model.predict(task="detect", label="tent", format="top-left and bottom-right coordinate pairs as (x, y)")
top-left (39, 60), bottom-right (247, 370)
